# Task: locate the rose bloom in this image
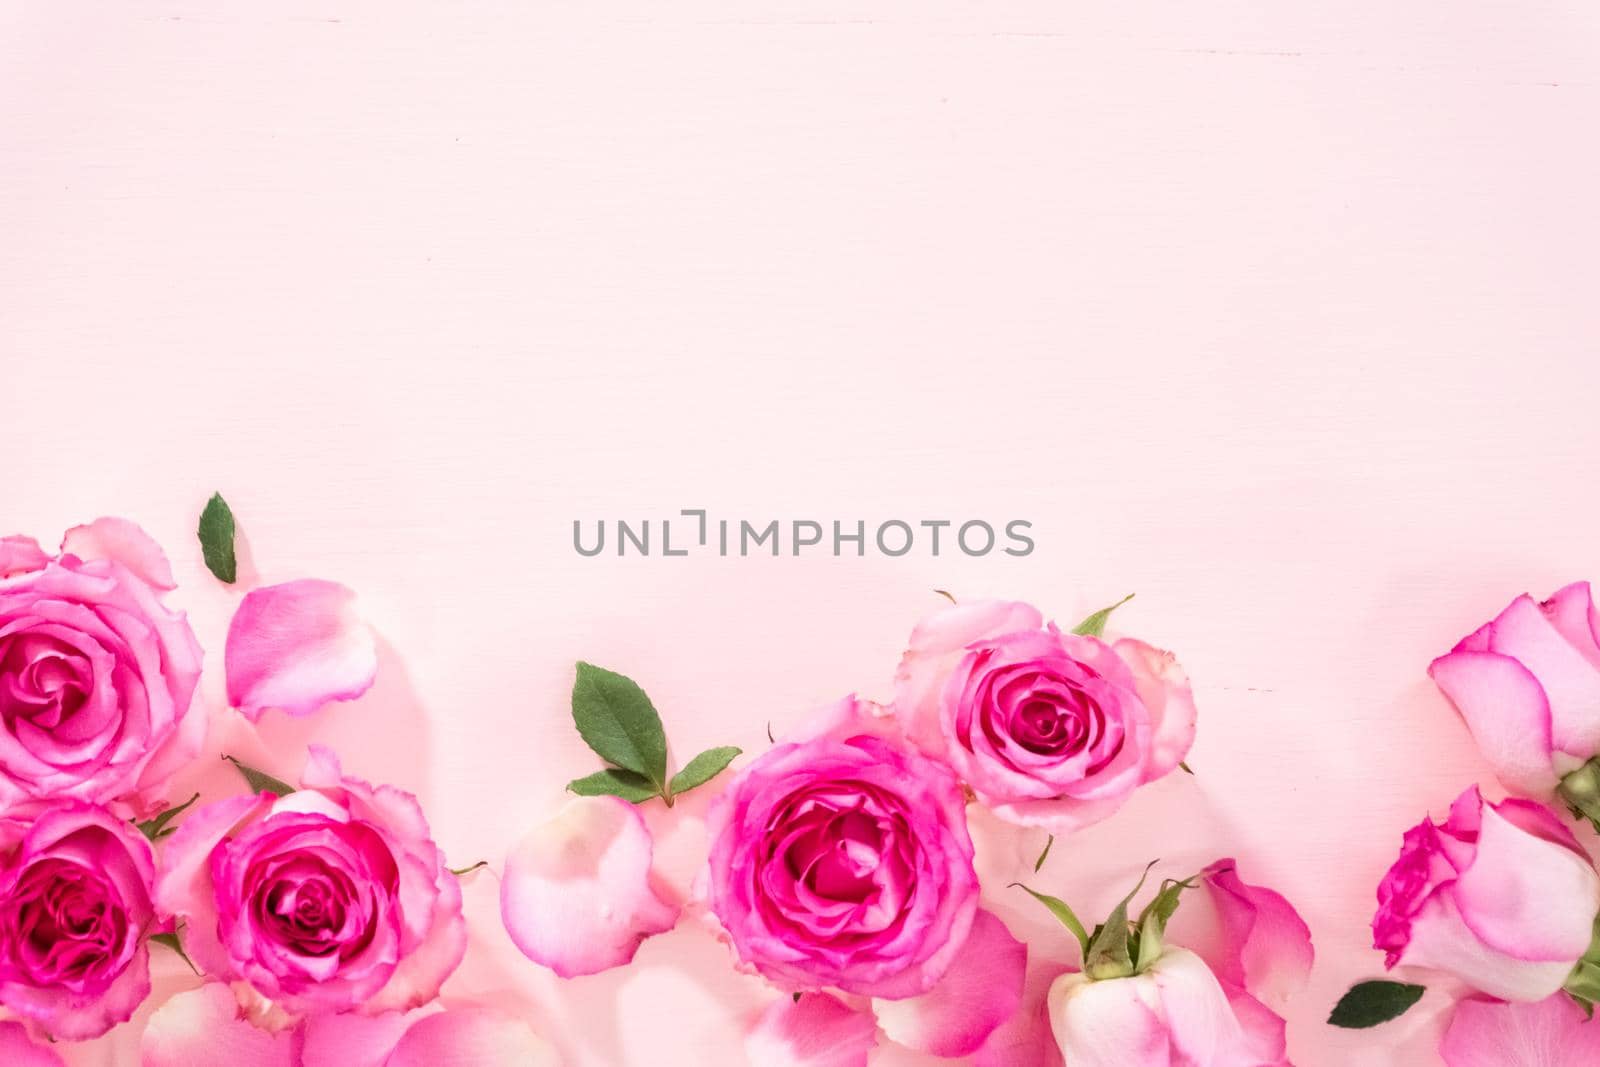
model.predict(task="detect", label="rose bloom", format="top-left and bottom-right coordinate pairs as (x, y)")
top-left (156, 746), bottom-right (465, 1016)
top-left (1373, 786), bottom-right (1600, 1002)
top-left (1430, 582), bottom-right (1600, 814)
top-left (894, 600), bottom-right (1196, 833)
top-left (704, 696), bottom-right (979, 999)
top-left (1048, 861), bottom-right (1313, 1067)
top-left (0, 800), bottom-right (159, 1039)
top-left (0, 519), bottom-right (203, 809)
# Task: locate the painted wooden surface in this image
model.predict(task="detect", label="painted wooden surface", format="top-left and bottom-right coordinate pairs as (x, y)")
top-left (4, 3), bottom-right (1598, 1063)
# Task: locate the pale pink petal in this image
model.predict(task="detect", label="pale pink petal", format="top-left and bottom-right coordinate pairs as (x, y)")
top-left (225, 579), bottom-right (378, 720)
top-left (0, 536), bottom-right (49, 579)
top-left (1167, 860), bottom-right (1314, 1010)
top-left (154, 793), bottom-right (275, 977)
top-left (1441, 994), bottom-right (1600, 1067)
top-left (1401, 891), bottom-right (1578, 1002)
top-left (1452, 800), bottom-right (1600, 962)
top-left (1429, 650), bottom-right (1558, 794)
top-left (972, 959), bottom-right (1069, 1067)
top-left (873, 909), bottom-right (1027, 1057)
top-left (1113, 637), bottom-right (1198, 780)
top-left (1542, 583), bottom-right (1600, 669)
top-left (1489, 595), bottom-right (1600, 763)
top-left (140, 985), bottom-right (296, 1067)
top-left (0, 1022), bottom-right (64, 1067)
top-left (745, 993), bottom-right (878, 1067)
top-left (501, 795), bottom-right (680, 978)
top-left (1149, 948), bottom-right (1253, 1066)
top-left (893, 599), bottom-right (1044, 754)
top-left (300, 1010), bottom-right (414, 1067)
top-left (61, 517), bottom-right (177, 590)
top-left (1047, 972), bottom-right (1171, 1067)
top-left (385, 1008), bottom-right (561, 1067)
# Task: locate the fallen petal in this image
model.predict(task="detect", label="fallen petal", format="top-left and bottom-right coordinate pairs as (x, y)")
top-left (501, 795), bottom-right (679, 978)
top-left (140, 984), bottom-right (296, 1067)
top-left (745, 993), bottom-right (878, 1067)
top-left (1441, 994), bottom-right (1600, 1067)
top-left (0, 1022), bottom-right (64, 1067)
top-left (225, 578), bottom-right (378, 720)
top-left (385, 1008), bottom-right (561, 1067)
top-left (873, 909), bottom-right (1027, 1057)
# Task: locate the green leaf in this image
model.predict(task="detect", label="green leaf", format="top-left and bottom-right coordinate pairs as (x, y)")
top-left (197, 493), bottom-right (238, 584)
top-left (135, 792), bottom-right (200, 842)
top-left (1134, 873), bottom-right (1203, 972)
top-left (1071, 593), bottom-right (1135, 638)
top-left (668, 746), bottom-right (741, 800)
top-left (1011, 883), bottom-right (1090, 956)
top-left (150, 931), bottom-right (199, 975)
top-left (1034, 834), bottom-right (1054, 873)
top-left (224, 755), bottom-right (295, 796)
top-left (567, 767), bottom-right (660, 803)
top-left (571, 663), bottom-right (669, 790)
top-left (1084, 861), bottom-right (1157, 980)
top-left (1328, 981), bottom-right (1426, 1028)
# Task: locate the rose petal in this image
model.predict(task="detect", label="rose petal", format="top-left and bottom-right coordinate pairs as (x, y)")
top-left (0, 1022), bottom-right (64, 1067)
top-left (893, 599), bottom-right (1044, 754)
top-left (1488, 595), bottom-right (1600, 764)
top-left (1543, 583), bottom-right (1600, 669)
top-left (140, 985), bottom-right (296, 1067)
top-left (1402, 890), bottom-right (1579, 1002)
top-left (972, 959), bottom-right (1070, 1067)
top-left (1441, 993), bottom-right (1600, 1067)
top-left (501, 795), bottom-right (680, 978)
top-left (225, 579), bottom-right (378, 720)
top-left (1148, 948), bottom-right (1252, 1065)
top-left (300, 1010), bottom-right (415, 1067)
top-left (1047, 971), bottom-right (1171, 1067)
top-left (1452, 799), bottom-right (1600, 962)
top-left (1429, 650), bottom-right (1558, 794)
top-left (873, 909), bottom-right (1027, 1057)
top-left (1166, 860), bottom-right (1313, 1010)
top-left (745, 993), bottom-right (878, 1067)
top-left (1112, 637), bottom-right (1198, 780)
top-left (61, 517), bottom-right (177, 591)
top-left (385, 1008), bottom-right (561, 1067)
top-left (0, 536), bottom-right (49, 579)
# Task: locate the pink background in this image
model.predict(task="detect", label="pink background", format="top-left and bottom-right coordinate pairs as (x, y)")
top-left (4, 3), bottom-right (1599, 1064)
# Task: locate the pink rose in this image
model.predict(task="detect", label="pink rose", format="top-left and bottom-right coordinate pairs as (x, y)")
top-left (1430, 582), bottom-right (1600, 820)
top-left (704, 696), bottom-right (980, 999)
top-left (1373, 786), bottom-right (1600, 1001)
top-left (0, 520), bottom-right (203, 809)
top-left (156, 746), bottom-right (466, 1016)
top-left (0, 800), bottom-right (158, 1039)
top-left (1440, 993), bottom-right (1600, 1067)
top-left (893, 600), bottom-right (1196, 833)
top-left (1047, 861), bottom-right (1313, 1067)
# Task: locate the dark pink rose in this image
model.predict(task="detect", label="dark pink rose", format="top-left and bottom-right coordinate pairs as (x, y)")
top-left (0, 800), bottom-right (158, 1039)
top-left (155, 746), bottom-right (465, 1016)
top-left (0, 519), bottom-right (203, 809)
top-left (704, 697), bottom-right (980, 999)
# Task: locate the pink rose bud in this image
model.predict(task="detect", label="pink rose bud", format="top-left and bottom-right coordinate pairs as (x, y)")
top-left (1373, 786), bottom-right (1600, 1002)
top-left (1430, 582), bottom-right (1600, 823)
top-left (1043, 861), bottom-right (1312, 1067)
top-left (892, 600), bottom-right (1196, 834)
top-left (0, 521), bottom-right (203, 809)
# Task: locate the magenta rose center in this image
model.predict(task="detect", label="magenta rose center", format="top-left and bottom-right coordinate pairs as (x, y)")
top-left (0, 633), bottom-right (94, 733)
top-left (757, 783), bottom-right (916, 943)
top-left (985, 665), bottom-right (1121, 769)
top-left (2, 857), bottom-right (128, 988)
